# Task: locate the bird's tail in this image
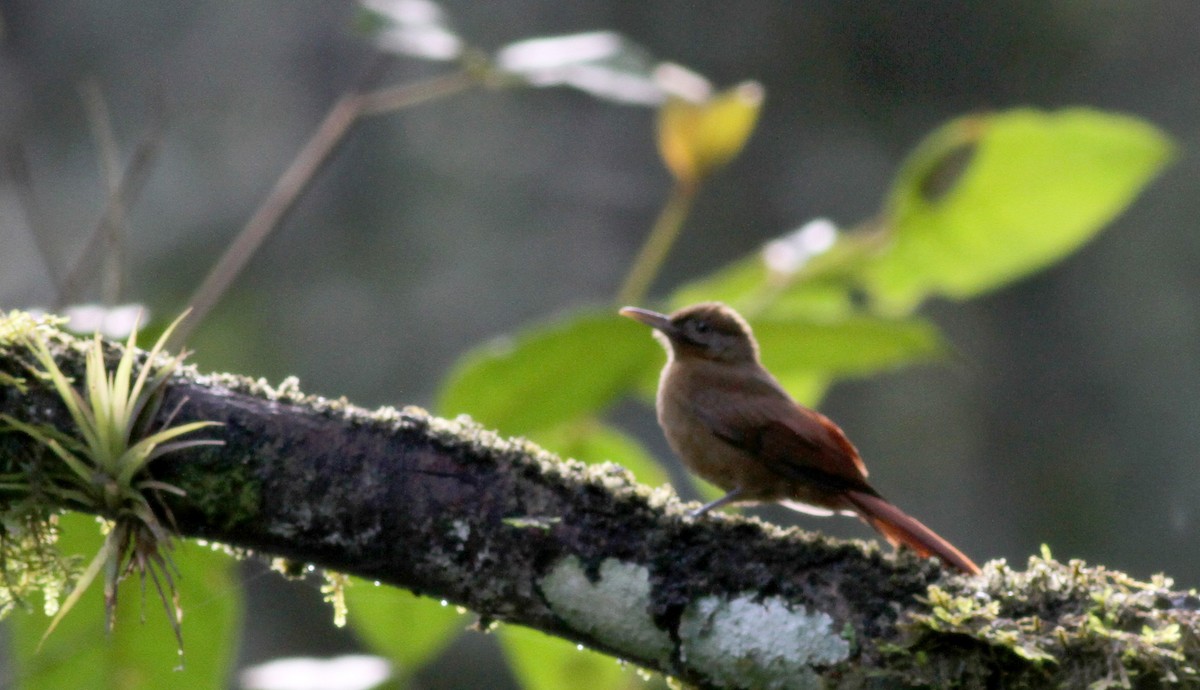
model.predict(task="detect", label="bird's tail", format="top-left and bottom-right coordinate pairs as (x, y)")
top-left (845, 490), bottom-right (980, 575)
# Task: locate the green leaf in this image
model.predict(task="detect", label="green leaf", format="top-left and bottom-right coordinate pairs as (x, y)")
top-left (36, 527), bottom-right (115, 650)
top-left (668, 258), bottom-right (856, 321)
top-left (533, 420), bottom-right (670, 487)
top-left (10, 513), bottom-right (240, 690)
top-left (867, 108), bottom-right (1173, 308)
top-left (345, 580), bottom-right (464, 676)
top-left (752, 316), bottom-right (947, 385)
top-left (498, 624), bottom-right (645, 690)
top-left (437, 310), bottom-right (659, 435)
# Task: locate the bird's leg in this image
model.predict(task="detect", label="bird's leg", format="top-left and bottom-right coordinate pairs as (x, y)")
top-left (689, 487), bottom-right (745, 517)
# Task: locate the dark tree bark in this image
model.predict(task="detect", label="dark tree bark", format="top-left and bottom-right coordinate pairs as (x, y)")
top-left (1, 329), bottom-right (1197, 688)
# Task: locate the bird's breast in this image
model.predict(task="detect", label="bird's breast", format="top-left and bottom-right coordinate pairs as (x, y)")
top-left (655, 361), bottom-right (797, 501)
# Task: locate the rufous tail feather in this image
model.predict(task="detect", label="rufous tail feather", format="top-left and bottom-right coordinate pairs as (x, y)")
top-left (845, 490), bottom-right (980, 575)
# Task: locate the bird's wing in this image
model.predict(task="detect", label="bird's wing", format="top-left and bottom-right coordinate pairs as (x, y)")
top-left (690, 376), bottom-right (875, 494)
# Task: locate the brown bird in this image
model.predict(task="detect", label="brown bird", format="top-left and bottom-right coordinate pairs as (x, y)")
top-left (621, 302), bottom-right (980, 574)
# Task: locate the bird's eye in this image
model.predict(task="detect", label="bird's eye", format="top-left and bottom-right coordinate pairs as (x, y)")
top-left (691, 320), bottom-right (710, 335)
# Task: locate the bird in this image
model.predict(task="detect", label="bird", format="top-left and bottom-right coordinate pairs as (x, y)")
top-left (620, 301), bottom-right (980, 574)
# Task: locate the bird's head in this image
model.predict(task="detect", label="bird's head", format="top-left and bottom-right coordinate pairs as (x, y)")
top-left (620, 302), bottom-right (759, 364)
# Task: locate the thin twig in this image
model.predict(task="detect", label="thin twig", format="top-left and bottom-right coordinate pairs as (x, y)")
top-left (357, 69), bottom-right (480, 115)
top-left (2, 143), bottom-right (59, 292)
top-left (79, 79), bottom-right (128, 304)
top-left (172, 69), bottom-right (479, 348)
top-left (56, 118), bottom-right (165, 308)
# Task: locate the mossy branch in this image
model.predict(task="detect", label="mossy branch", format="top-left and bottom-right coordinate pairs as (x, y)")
top-left (1, 327), bottom-right (1197, 688)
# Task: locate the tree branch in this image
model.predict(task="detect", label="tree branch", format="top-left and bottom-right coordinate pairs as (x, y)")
top-left (1, 329), bottom-right (1197, 688)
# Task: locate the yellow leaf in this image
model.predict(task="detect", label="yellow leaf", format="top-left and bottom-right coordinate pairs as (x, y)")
top-left (656, 80), bottom-right (764, 185)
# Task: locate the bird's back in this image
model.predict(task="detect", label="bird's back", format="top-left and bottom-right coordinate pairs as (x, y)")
top-left (657, 356), bottom-right (875, 510)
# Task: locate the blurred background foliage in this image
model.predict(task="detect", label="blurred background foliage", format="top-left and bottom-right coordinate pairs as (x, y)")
top-left (0, 1), bottom-right (1196, 688)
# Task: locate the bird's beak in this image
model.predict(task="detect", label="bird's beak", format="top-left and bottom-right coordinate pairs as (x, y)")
top-left (619, 306), bottom-right (674, 334)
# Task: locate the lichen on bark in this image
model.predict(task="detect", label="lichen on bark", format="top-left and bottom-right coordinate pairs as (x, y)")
top-left (2, 318), bottom-right (1199, 688)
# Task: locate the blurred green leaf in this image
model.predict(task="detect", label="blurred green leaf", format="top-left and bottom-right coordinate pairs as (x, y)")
top-left (498, 624), bottom-right (648, 690)
top-left (534, 420), bottom-right (670, 487)
top-left (11, 512), bottom-right (240, 690)
top-left (753, 315), bottom-right (946, 382)
top-left (345, 580), bottom-right (464, 677)
top-left (668, 256), bottom-right (765, 309)
top-left (451, 307), bottom-right (940, 424)
top-left (866, 108), bottom-right (1173, 309)
top-left (668, 258), bottom-right (855, 320)
top-left (437, 310), bottom-right (658, 435)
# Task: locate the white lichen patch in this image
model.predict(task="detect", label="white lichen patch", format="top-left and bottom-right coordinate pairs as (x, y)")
top-left (424, 413), bottom-right (477, 439)
top-left (540, 556), bottom-right (673, 665)
top-left (679, 595), bottom-right (850, 690)
top-left (400, 404), bottom-right (430, 418)
top-left (449, 519), bottom-right (471, 546)
top-left (427, 414), bottom-right (526, 457)
top-left (645, 484), bottom-right (679, 510)
top-left (372, 405), bottom-right (417, 424)
top-left (273, 375), bottom-right (304, 400)
top-left (585, 462), bottom-right (638, 492)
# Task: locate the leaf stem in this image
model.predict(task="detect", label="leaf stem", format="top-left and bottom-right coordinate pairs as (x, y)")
top-left (615, 180), bottom-right (698, 306)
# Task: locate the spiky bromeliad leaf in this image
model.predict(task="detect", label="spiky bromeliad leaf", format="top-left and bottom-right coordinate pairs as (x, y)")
top-left (1, 310), bottom-right (222, 654)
